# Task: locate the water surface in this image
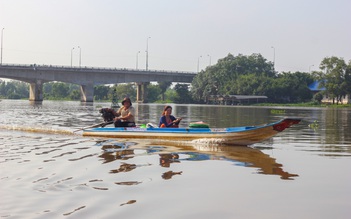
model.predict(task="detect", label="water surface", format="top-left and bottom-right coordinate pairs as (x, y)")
top-left (0, 100), bottom-right (350, 218)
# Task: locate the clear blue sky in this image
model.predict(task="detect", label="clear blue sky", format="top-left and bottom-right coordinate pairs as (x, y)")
top-left (1, 0), bottom-right (350, 73)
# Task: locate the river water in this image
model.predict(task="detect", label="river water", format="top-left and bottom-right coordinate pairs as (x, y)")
top-left (0, 100), bottom-right (350, 219)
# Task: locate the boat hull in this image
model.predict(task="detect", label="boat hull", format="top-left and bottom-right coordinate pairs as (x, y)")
top-left (82, 118), bottom-right (301, 146)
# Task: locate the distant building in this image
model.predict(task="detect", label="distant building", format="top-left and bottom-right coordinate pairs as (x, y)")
top-left (308, 81), bottom-right (350, 104)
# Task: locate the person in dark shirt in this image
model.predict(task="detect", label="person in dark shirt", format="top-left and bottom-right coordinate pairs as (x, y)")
top-left (158, 105), bottom-right (182, 128)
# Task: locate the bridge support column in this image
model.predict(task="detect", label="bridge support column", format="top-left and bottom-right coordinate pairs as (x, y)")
top-left (136, 82), bottom-right (148, 103)
top-left (80, 84), bottom-right (94, 102)
top-left (29, 80), bottom-right (43, 102)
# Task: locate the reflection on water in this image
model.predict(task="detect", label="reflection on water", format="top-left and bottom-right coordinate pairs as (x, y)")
top-left (95, 139), bottom-right (298, 180)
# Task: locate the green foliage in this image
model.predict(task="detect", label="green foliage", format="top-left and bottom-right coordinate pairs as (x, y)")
top-left (52, 82), bottom-right (69, 98)
top-left (191, 53), bottom-right (275, 103)
top-left (110, 83), bottom-right (136, 102)
top-left (270, 72), bottom-right (313, 103)
top-left (317, 56), bottom-right (350, 104)
top-left (147, 83), bottom-right (162, 103)
top-left (43, 82), bottom-right (79, 100)
top-left (313, 92), bottom-right (324, 104)
top-left (174, 83), bottom-right (192, 103)
top-left (308, 120), bottom-right (319, 130)
top-left (94, 85), bottom-right (110, 101)
top-left (270, 109), bottom-right (286, 114)
top-left (69, 90), bottom-right (81, 100)
top-left (191, 53), bottom-right (319, 104)
top-left (0, 80), bottom-right (29, 99)
top-left (154, 89), bottom-right (178, 103)
top-left (158, 82), bottom-right (172, 101)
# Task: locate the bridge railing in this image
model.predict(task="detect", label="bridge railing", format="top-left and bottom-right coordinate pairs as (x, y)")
top-left (0, 63), bottom-right (197, 75)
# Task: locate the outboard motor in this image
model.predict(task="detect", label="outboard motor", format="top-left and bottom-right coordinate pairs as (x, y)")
top-left (99, 108), bottom-right (115, 122)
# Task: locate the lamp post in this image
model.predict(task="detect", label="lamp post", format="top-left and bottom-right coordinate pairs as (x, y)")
top-left (146, 37), bottom-right (151, 70)
top-left (309, 65), bottom-right (314, 73)
top-left (71, 47), bottom-right (75, 67)
top-left (271, 46), bottom-right (275, 70)
top-left (197, 55), bottom-right (202, 73)
top-left (207, 54), bottom-right (211, 66)
top-left (1, 28), bottom-right (4, 65)
top-left (78, 46), bottom-right (81, 67)
top-left (136, 51), bottom-right (140, 69)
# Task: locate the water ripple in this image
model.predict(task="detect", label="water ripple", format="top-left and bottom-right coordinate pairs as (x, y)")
top-left (63, 206), bottom-right (86, 216)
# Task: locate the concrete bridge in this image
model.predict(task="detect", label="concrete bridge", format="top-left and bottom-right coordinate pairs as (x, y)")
top-left (0, 64), bottom-right (196, 102)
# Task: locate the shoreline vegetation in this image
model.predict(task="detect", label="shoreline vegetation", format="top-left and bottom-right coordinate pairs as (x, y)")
top-left (2, 98), bottom-right (350, 108)
top-left (1, 54), bottom-right (350, 106)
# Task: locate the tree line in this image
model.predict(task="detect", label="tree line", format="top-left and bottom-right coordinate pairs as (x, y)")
top-left (0, 80), bottom-right (191, 104)
top-left (1, 53), bottom-right (350, 104)
top-left (192, 53), bottom-right (350, 104)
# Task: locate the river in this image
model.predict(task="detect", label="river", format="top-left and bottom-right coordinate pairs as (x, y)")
top-left (0, 100), bottom-right (350, 219)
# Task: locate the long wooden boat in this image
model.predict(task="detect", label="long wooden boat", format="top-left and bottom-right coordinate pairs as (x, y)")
top-left (82, 118), bottom-right (301, 146)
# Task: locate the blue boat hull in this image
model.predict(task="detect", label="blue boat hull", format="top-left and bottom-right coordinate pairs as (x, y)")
top-left (82, 118), bottom-right (301, 146)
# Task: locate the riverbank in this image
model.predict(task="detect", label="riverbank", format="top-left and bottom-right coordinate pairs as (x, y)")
top-left (2, 97), bottom-right (351, 108)
top-left (254, 102), bottom-right (351, 108)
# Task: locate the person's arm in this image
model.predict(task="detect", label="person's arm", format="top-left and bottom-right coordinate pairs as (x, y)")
top-left (113, 107), bottom-right (123, 120)
top-left (166, 116), bottom-right (177, 127)
top-left (171, 115), bottom-right (182, 125)
top-left (114, 107), bottom-right (122, 117)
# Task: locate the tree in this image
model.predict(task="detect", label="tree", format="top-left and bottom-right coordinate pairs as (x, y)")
top-left (164, 89), bottom-right (177, 102)
top-left (318, 57), bottom-right (348, 104)
top-left (345, 60), bottom-right (351, 96)
top-left (174, 83), bottom-right (192, 103)
top-left (110, 83), bottom-right (136, 102)
top-left (0, 80), bottom-right (29, 99)
top-left (94, 85), bottom-right (110, 101)
top-left (69, 90), bottom-right (81, 100)
top-left (313, 92), bottom-right (323, 104)
top-left (14, 81), bottom-right (29, 98)
top-left (43, 82), bottom-right (53, 98)
top-left (158, 81), bottom-right (172, 101)
top-left (191, 53), bottom-right (275, 103)
top-left (147, 84), bottom-right (161, 103)
top-left (52, 82), bottom-right (69, 99)
top-left (270, 72), bottom-right (313, 103)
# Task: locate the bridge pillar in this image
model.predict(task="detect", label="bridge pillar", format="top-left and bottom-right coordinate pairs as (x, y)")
top-left (80, 84), bottom-right (94, 102)
top-left (136, 83), bottom-right (142, 102)
top-left (136, 82), bottom-right (149, 103)
top-left (29, 80), bottom-right (43, 102)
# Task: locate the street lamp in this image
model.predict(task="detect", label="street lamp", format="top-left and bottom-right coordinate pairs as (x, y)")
top-left (136, 51), bottom-right (140, 69)
top-left (271, 46), bottom-right (275, 70)
top-left (78, 46), bottom-right (81, 67)
top-left (1, 28), bottom-right (4, 65)
top-left (71, 47), bottom-right (75, 67)
top-left (146, 37), bottom-right (151, 70)
top-left (207, 54), bottom-right (211, 66)
top-left (197, 55), bottom-right (202, 73)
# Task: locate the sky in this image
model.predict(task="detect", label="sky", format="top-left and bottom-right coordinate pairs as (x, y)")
top-left (1, 0), bottom-right (350, 73)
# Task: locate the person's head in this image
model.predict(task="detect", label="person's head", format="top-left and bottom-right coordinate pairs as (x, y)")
top-left (121, 97), bottom-right (132, 107)
top-left (162, 105), bottom-right (172, 116)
